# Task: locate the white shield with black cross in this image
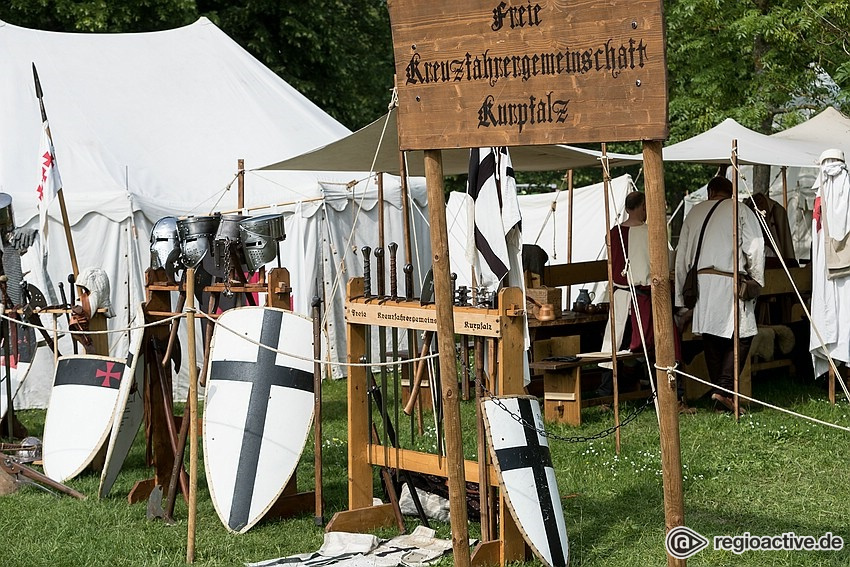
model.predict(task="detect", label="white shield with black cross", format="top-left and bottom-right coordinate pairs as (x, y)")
top-left (43, 355), bottom-right (127, 483)
top-left (482, 396), bottom-right (569, 567)
top-left (203, 306), bottom-right (314, 534)
top-left (99, 305), bottom-right (147, 498)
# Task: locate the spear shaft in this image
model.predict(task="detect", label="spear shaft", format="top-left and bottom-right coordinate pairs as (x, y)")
top-left (32, 63), bottom-right (79, 278)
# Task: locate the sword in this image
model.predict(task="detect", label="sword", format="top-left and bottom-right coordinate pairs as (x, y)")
top-left (387, 243), bottom-right (400, 477)
top-left (373, 247), bottom-right (389, 469)
top-left (403, 263), bottom-right (414, 301)
top-left (361, 246), bottom-right (372, 300)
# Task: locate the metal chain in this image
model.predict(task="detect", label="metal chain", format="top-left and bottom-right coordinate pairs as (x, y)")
top-left (478, 378), bottom-right (657, 444)
top-left (223, 239), bottom-right (233, 297)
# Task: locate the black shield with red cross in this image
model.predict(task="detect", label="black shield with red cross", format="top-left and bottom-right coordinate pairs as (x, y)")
top-left (43, 355), bottom-right (127, 482)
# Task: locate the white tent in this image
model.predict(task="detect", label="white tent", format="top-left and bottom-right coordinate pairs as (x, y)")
top-left (447, 175), bottom-right (633, 307)
top-left (0, 18), bottom-right (430, 407)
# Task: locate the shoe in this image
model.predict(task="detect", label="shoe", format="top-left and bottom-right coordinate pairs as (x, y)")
top-left (677, 401), bottom-right (697, 415)
top-left (711, 393), bottom-right (747, 416)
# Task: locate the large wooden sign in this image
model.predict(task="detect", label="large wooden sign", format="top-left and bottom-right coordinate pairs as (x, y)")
top-left (387, 0), bottom-right (668, 150)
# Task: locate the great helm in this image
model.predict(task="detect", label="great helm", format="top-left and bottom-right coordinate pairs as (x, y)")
top-left (0, 193), bottom-right (14, 236)
top-left (213, 214), bottom-right (248, 269)
top-left (176, 216), bottom-right (220, 269)
top-left (239, 213), bottom-right (285, 272)
top-left (150, 216), bottom-right (180, 271)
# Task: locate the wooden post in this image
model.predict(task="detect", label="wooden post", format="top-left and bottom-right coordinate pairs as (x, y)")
top-left (186, 269), bottom-right (198, 563)
top-left (422, 149), bottom-right (471, 567)
top-left (312, 296), bottom-right (324, 525)
top-left (643, 141), bottom-right (686, 567)
top-left (377, 173), bottom-right (386, 250)
top-left (566, 170), bottom-right (574, 307)
top-left (601, 144), bottom-right (621, 453)
top-left (238, 158), bottom-right (245, 210)
top-left (731, 141), bottom-right (741, 421)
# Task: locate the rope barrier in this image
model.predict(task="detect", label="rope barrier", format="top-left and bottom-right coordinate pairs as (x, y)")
top-left (659, 362), bottom-right (850, 433)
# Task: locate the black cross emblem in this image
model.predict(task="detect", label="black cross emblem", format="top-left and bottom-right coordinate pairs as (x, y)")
top-left (209, 309), bottom-right (313, 531)
top-left (494, 398), bottom-right (566, 567)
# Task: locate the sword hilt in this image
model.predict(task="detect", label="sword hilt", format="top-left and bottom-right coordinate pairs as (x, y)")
top-left (374, 247), bottom-right (385, 298)
top-left (403, 264), bottom-right (414, 300)
top-left (451, 272), bottom-right (458, 305)
top-left (388, 242), bottom-right (398, 301)
top-left (361, 246), bottom-right (372, 297)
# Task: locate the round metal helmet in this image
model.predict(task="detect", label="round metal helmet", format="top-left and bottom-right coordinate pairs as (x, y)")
top-left (150, 216), bottom-right (179, 270)
top-left (177, 216), bottom-right (220, 269)
top-left (16, 436), bottom-right (42, 463)
top-left (239, 213), bottom-right (286, 272)
top-left (214, 214), bottom-right (248, 269)
top-left (0, 193), bottom-right (14, 235)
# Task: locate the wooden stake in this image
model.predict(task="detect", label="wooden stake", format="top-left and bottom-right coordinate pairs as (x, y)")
top-left (186, 269), bottom-right (198, 563)
top-left (643, 141), bottom-right (686, 567)
top-left (601, 144), bottom-right (621, 454)
top-left (423, 150), bottom-right (470, 567)
top-left (732, 141), bottom-right (741, 421)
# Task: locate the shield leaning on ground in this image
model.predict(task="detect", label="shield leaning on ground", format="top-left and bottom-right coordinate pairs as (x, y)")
top-left (482, 395), bottom-right (569, 567)
top-left (204, 306), bottom-right (314, 534)
top-left (42, 355), bottom-right (126, 483)
top-left (98, 305), bottom-right (147, 498)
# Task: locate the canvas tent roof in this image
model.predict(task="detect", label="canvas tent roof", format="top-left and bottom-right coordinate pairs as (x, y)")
top-left (772, 106), bottom-right (850, 158)
top-left (0, 18), bottom-right (434, 406)
top-left (260, 107), bottom-right (641, 176)
top-left (653, 118), bottom-right (823, 167)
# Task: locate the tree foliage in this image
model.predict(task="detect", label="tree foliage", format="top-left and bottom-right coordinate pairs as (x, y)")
top-left (2, 1), bottom-right (850, 200)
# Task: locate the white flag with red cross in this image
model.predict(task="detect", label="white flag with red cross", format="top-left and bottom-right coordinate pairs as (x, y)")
top-left (36, 119), bottom-right (62, 249)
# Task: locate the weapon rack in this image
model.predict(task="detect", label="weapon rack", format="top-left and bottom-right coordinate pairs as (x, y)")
top-left (131, 267), bottom-right (315, 519)
top-left (337, 277), bottom-right (528, 566)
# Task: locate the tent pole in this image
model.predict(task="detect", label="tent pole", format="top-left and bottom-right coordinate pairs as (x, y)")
top-left (643, 140), bottom-right (685, 567)
top-left (601, 144), bottom-right (621, 454)
top-left (238, 158), bottom-right (245, 210)
top-left (732, 141), bottom-right (741, 421)
top-left (781, 166), bottom-right (788, 211)
top-left (399, 151), bottom-right (414, 266)
top-left (377, 172), bottom-right (385, 250)
top-left (422, 149), bottom-right (470, 567)
top-left (186, 269), bottom-right (199, 563)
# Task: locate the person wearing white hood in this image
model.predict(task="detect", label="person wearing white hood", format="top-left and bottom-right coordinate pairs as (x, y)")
top-left (809, 148), bottom-right (850, 378)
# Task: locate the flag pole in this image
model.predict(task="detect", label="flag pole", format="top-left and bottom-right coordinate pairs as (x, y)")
top-left (32, 63), bottom-right (79, 278)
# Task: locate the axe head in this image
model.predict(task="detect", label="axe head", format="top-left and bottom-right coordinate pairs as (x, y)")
top-left (420, 268), bottom-right (434, 305)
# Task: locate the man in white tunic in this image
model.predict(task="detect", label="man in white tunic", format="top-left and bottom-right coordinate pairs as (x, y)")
top-left (809, 149), bottom-right (850, 377)
top-left (675, 176), bottom-right (765, 412)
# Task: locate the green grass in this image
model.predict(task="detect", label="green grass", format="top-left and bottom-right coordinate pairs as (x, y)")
top-left (1, 375), bottom-right (849, 566)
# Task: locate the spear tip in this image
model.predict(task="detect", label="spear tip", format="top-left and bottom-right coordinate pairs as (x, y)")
top-left (32, 62), bottom-right (43, 99)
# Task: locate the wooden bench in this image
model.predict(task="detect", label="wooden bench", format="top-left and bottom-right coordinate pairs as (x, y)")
top-left (531, 337), bottom-right (651, 426)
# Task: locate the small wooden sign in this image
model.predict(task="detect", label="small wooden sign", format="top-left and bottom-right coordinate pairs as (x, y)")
top-left (387, 0), bottom-right (668, 150)
top-left (345, 300), bottom-right (502, 338)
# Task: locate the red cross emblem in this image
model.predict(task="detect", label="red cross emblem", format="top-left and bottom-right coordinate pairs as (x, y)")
top-left (96, 362), bottom-right (122, 387)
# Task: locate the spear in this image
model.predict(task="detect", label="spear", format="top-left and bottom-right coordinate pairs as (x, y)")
top-left (32, 63), bottom-right (79, 278)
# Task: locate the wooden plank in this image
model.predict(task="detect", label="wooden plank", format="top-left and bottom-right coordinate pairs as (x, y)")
top-left (346, 279), bottom-right (373, 511)
top-left (471, 541), bottom-right (501, 567)
top-left (387, 0), bottom-right (668, 149)
top-left (543, 260), bottom-right (609, 287)
top-left (368, 445), bottom-right (499, 487)
top-left (325, 504), bottom-right (398, 534)
top-left (345, 299), bottom-right (501, 337)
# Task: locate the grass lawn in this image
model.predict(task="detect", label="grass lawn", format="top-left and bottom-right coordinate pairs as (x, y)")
top-left (1, 373), bottom-right (849, 566)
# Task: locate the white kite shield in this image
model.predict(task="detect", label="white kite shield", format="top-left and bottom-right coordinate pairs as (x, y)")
top-left (98, 305), bottom-right (147, 498)
top-left (203, 306), bottom-right (315, 534)
top-left (482, 395), bottom-right (569, 567)
top-left (42, 355), bottom-right (128, 483)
